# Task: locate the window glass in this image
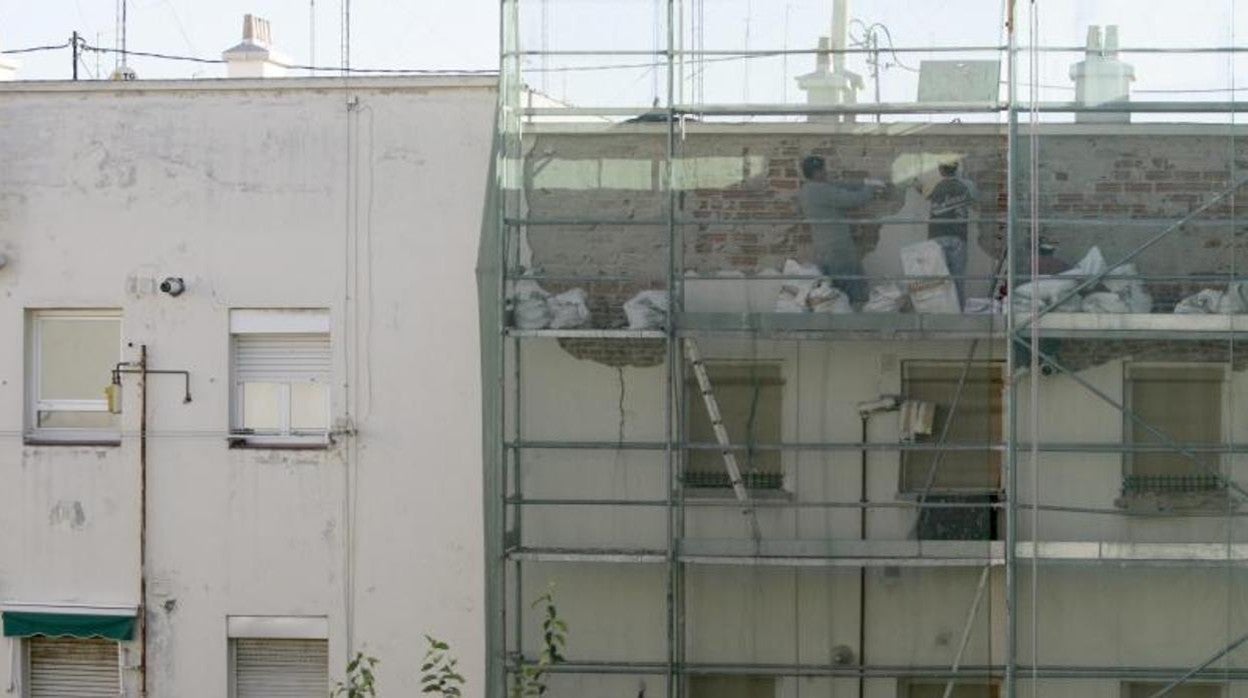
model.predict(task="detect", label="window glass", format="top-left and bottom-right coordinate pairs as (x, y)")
top-left (1126, 683), bottom-right (1221, 698)
top-left (290, 383), bottom-right (330, 432)
top-left (242, 382), bottom-right (284, 432)
top-left (37, 411), bottom-right (117, 429)
top-left (901, 362), bottom-right (1003, 491)
top-left (688, 675), bottom-right (775, 698)
top-left (38, 317), bottom-right (118, 402)
top-left (686, 363), bottom-right (783, 488)
top-left (907, 683), bottom-right (999, 698)
top-left (1128, 365), bottom-right (1223, 481)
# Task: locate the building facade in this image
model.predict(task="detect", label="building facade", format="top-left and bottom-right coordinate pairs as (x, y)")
top-left (484, 2), bottom-right (1248, 697)
top-left (0, 76), bottom-right (495, 696)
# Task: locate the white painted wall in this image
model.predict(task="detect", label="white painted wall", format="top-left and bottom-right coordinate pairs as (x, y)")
top-left (512, 328), bottom-right (1248, 695)
top-left (0, 77), bottom-right (495, 696)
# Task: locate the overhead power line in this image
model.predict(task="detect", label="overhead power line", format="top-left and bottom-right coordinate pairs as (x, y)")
top-left (79, 43), bottom-right (496, 74)
top-left (1, 41), bottom-right (72, 54)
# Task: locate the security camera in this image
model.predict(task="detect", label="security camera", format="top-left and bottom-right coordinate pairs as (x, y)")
top-left (159, 277), bottom-right (186, 297)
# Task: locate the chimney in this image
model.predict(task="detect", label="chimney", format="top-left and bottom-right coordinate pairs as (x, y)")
top-left (795, 36), bottom-right (864, 124)
top-left (1069, 24), bottom-right (1134, 124)
top-left (222, 14), bottom-right (290, 77)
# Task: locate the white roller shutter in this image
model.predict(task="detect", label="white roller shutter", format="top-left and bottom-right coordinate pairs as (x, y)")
top-left (233, 334), bottom-right (331, 384)
top-left (27, 636), bottom-right (119, 698)
top-left (233, 638), bottom-right (328, 698)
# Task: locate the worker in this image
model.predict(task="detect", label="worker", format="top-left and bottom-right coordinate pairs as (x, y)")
top-left (797, 154), bottom-right (887, 305)
top-left (926, 161), bottom-right (979, 301)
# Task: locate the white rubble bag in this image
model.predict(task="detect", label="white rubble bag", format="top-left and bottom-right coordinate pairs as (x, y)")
top-left (548, 288), bottom-right (592, 329)
top-left (774, 259), bottom-right (821, 313)
top-left (963, 297), bottom-right (1001, 314)
top-left (1081, 291), bottom-right (1131, 314)
top-left (623, 290), bottom-right (669, 329)
top-left (512, 280), bottom-right (552, 329)
top-left (901, 240), bottom-right (960, 313)
top-left (806, 279), bottom-right (853, 314)
top-left (1175, 289), bottom-right (1224, 314)
top-left (1221, 283), bottom-right (1248, 313)
top-left (1011, 245), bottom-right (1107, 314)
top-left (863, 283), bottom-right (907, 313)
top-left (1174, 284), bottom-right (1248, 314)
top-left (1102, 262), bottom-right (1152, 313)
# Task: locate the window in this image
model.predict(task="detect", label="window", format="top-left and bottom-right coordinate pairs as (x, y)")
top-left (230, 638), bottom-right (328, 698)
top-left (26, 310), bottom-right (122, 442)
top-left (230, 309), bottom-right (331, 446)
top-left (685, 362), bottom-right (783, 490)
top-left (1124, 364), bottom-right (1225, 494)
top-left (688, 675), bottom-right (775, 698)
top-left (1124, 683), bottom-right (1221, 698)
top-left (905, 682), bottom-right (999, 698)
top-left (23, 636), bottom-right (121, 697)
top-left (901, 362), bottom-right (1003, 492)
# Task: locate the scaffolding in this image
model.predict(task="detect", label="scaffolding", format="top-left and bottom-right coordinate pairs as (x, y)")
top-left (483, 2), bottom-right (1248, 697)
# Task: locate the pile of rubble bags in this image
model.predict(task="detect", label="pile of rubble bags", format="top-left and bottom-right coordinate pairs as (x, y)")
top-left (1174, 284), bottom-right (1248, 314)
top-left (771, 240), bottom-right (968, 315)
top-left (773, 260), bottom-right (853, 314)
top-left (1009, 246), bottom-right (1153, 315)
top-left (511, 281), bottom-right (593, 330)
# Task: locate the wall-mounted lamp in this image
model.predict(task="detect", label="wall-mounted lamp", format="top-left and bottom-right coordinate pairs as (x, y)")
top-left (159, 277), bottom-right (186, 297)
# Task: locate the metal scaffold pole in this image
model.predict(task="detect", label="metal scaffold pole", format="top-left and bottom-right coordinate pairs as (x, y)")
top-left (664, 2), bottom-right (682, 696)
top-left (1003, 1), bottom-right (1020, 696)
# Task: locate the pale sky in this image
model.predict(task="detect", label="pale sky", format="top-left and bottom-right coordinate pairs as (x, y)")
top-left (4, 1), bottom-right (1248, 119)
top-left (0, 0), bottom-right (499, 80)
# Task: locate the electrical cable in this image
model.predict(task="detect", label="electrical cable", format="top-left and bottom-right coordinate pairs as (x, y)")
top-left (1, 41), bottom-right (71, 54)
top-left (78, 42), bottom-right (495, 74)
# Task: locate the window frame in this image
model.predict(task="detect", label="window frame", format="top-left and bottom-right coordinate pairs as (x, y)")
top-left (25, 309), bottom-right (123, 445)
top-left (899, 360), bottom-right (1005, 494)
top-left (228, 309), bottom-right (332, 448)
top-left (687, 674), bottom-right (777, 698)
top-left (1122, 362), bottom-right (1228, 494)
top-left (682, 360), bottom-right (786, 491)
top-left (20, 635), bottom-right (123, 698)
top-left (899, 680), bottom-right (1001, 698)
top-left (1121, 681), bottom-right (1224, 698)
top-left (226, 618), bottom-right (330, 698)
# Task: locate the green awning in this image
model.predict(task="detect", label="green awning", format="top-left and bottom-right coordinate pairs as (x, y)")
top-left (2, 612), bottom-right (135, 641)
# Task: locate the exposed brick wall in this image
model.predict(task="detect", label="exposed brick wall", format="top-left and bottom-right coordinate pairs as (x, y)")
top-left (520, 126), bottom-right (1248, 365)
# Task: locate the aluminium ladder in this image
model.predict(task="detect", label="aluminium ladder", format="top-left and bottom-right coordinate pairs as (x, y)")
top-left (683, 338), bottom-right (763, 543)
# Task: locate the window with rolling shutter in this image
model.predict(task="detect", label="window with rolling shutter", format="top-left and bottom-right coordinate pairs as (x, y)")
top-left (1124, 364), bottom-right (1225, 494)
top-left (230, 310), bottom-right (331, 445)
top-left (25, 636), bottom-right (120, 698)
top-left (900, 362), bottom-right (1004, 492)
top-left (231, 638), bottom-right (328, 698)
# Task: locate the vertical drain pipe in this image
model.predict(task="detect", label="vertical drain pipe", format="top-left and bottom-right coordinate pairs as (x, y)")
top-left (858, 415), bottom-right (868, 698)
top-left (138, 344), bottom-right (148, 697)
top-left (855, 396), bottom-right (900, 698)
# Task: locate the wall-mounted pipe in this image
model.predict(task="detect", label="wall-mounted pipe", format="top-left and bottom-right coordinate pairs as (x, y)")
top-left (855, 395), bottom-right (901, 698)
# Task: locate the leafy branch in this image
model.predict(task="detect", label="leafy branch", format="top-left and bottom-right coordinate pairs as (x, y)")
top-left (420, 635), bottom-right (465, 696)
top-left (512, 584), bottom-right (568, 697)
top-left (332, 652), bottom-right (378, 698)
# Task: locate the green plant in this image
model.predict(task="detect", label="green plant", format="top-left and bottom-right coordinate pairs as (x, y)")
top-left (332, 652), bottom-right (378, 698)
top-left (512, 584), bottom-right (568, 697)
top-left (420, 635), bottom-right (465, 696)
